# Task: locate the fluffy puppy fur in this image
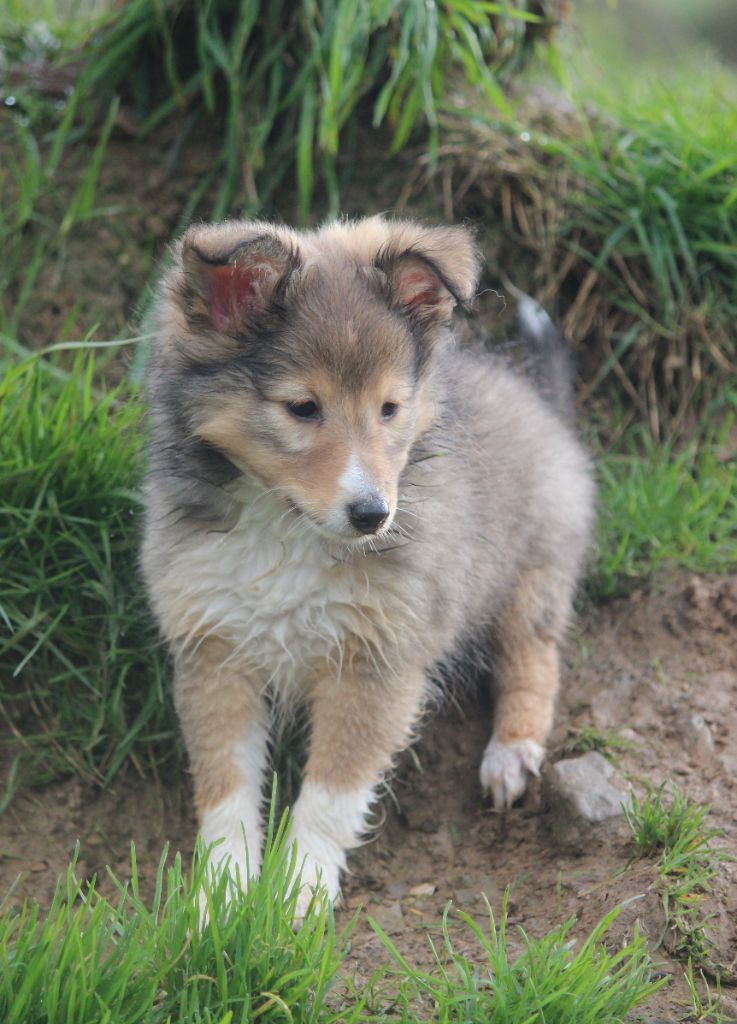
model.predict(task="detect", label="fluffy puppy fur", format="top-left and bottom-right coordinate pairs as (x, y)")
top-left (141, 215), bottom-right (594, 917)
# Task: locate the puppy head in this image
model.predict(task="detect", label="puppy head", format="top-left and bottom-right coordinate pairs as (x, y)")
top-left (157, 216), bottom-right (479, 542)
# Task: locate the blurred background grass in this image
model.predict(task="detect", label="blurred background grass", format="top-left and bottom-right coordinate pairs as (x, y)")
top-left (1, 0), bottom-right (735, 793)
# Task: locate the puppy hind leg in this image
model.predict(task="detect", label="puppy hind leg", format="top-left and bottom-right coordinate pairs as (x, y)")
top-left (174, 636), bottom-right (269, 888)
top-left (480, 571), bottom-right (568, 808)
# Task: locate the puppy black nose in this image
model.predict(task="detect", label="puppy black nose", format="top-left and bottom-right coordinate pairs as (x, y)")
top-left (347, 498), bottom-right (389, 534)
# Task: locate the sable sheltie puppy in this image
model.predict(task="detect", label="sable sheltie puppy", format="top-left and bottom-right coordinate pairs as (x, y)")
top-left (141, 216), bottom-right (594, 918)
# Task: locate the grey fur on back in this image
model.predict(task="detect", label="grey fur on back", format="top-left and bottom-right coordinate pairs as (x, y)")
top-left (392, 345), bottom-right (592, 675)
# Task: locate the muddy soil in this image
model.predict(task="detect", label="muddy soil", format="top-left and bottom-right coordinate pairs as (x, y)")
top-left (3, 574), bottom-right (736, 1021)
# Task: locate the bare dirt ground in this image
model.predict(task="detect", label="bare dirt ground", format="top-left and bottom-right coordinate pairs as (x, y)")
top-left (3, 573), bottom-right (736, 1021)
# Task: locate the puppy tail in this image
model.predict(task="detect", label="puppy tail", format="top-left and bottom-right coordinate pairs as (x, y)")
top-left (514, 291), bottom-right (576, 425)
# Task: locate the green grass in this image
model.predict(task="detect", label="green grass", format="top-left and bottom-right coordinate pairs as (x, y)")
top-left (625, 783), bottom-right (732, 970)
top-left (595, 424), bottom-right (737, 596)
top-left (1, 0), bottom-right (554, 226)
top-left (0, 810), bottom-right (666, 1024)
top-left (0, 91), bottom-right (120, 336)
top-left (0, 810), bottom-right (361, 1024)
top-left (438, 28), bottom-right (737, 427)
top-left (684, 958), bottom-right (729, 1024)
top-left (547, 21), bottom-right (737, 426)
top-left (0, 349), bottom-right (171, 799)
top-left (553, 48), bottom-right (737, 328)
top-left (370, 893), bottom-right (665, 1022)
top-left (560, 725), bottom-right (635, 760)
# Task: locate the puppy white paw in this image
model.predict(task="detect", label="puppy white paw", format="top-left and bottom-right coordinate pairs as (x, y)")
top-left (288, 779), bottom-right (372, 924)
top-left (293, 852), bottom-right (340, 924)
top-left (479, 737), bottom-right (545, 808)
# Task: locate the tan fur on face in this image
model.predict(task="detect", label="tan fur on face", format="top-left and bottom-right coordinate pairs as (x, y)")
top-left (193, 364), bottom-right (430, 537)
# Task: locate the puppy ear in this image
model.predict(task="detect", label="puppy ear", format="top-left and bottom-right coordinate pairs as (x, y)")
top-left (178, 226), bottom-right (299, 336)
top-left (385, 253), bottom-right (459, 324)
top-left (377, 225), bottom-right (480, 326)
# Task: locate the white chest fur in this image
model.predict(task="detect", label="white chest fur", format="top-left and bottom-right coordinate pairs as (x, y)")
top-left (155, 497), bottom-right (389, 697)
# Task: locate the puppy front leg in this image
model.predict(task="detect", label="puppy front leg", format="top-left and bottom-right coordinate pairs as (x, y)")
top-left (174, 637), bottom-right (269, 887)
top-left (480, 636), bottom-right (558, 808)
top-left (480, 571), bottom-right (567, 808)
top-left (290, 663), bottom-right (426, 919)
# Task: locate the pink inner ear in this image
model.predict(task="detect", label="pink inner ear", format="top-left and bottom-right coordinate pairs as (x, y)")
top-left (209, 262), bottom-right (273, 333)
top-left (396, 267), bottom-right (441, 310)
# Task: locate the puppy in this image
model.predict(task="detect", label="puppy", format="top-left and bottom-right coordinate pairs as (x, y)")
top-left (141, 216), bottom-right (594, 917)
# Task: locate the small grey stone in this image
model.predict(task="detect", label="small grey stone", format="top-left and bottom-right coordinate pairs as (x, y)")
top-left (680, 713), bottom-right (715, 760)
top-left (543, 752), bottom-right (628, 852)
top-left (408, 882), bottom-right (436, 897)
top-left (371, 901), bottom-right (403, 931)
top-left (386, 881), bottom-right (408, 899)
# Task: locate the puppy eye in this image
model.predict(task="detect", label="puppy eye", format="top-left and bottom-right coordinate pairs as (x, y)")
top-left (287, 400), bottom-right (321, 421)
top-left (381, 402), bottom-right (399, 421)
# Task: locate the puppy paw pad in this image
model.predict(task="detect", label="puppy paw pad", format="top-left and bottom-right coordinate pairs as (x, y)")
top-left (479, 738), bottom-right (545, 809)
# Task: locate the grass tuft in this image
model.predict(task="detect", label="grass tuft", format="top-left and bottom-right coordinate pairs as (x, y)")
top-left (625, 783), bottom-right (732, 969)
top-left (371, 891), bottom-right (666, 1023)
top-left (595, 424), bottom-right (737, 596)
top-left (0, 801), bottom-right (668, 1023)
top-left (7, 0), bottom-right (558, 223)
top-left (0, 350), bottom-right (171, 795)
top-left (0, 807), bottom-right (359, 1024)
top-left (684, 958), bottom-right (729, 1024)
top-left (428, 50), bottom-right (737, 429)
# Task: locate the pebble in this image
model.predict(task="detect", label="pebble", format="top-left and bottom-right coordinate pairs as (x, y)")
top-left (408, 882), bottom-right (436, 897)
top-left (680, 712), bottom-right (715, 760)
top-left (370, 900), bottom-right (403, 931)
top-left (386, 881), bottom-right (408, 899)
top-left (543, 752), bottom-right (628, 852)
